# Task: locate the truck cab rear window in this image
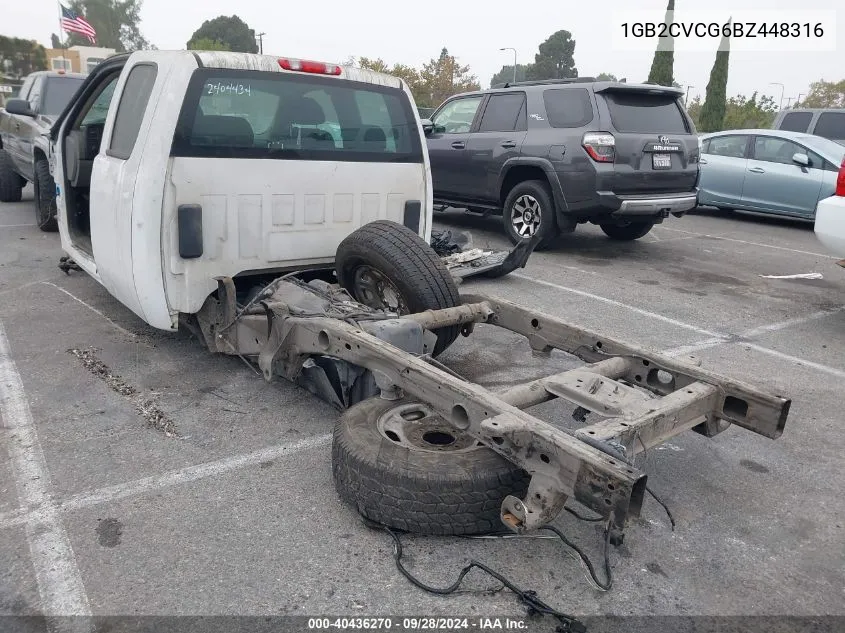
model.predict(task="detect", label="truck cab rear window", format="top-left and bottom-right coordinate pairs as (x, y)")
top-left (171, 70), bottom-right (423, 163)
top-left (42, 77), bottom-right (85, 116)
top-left (602, 92), bottom-right (688, 134)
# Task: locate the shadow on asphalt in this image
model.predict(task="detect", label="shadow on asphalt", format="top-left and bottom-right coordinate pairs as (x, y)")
top-left (685, 205), bottom-right (814, 230)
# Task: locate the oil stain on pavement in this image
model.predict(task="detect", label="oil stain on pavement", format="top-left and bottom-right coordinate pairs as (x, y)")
top-left (96, 518), bottom-right (124, 548)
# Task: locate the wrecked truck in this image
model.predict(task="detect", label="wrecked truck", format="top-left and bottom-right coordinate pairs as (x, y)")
top-left (49, 50), bottom-right (790, 542)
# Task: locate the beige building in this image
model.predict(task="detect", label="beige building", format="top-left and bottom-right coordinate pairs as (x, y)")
top-left (45, 45), bottom-right (117, 74)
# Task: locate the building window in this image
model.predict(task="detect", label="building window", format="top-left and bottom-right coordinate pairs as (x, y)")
top-left (86, 58), bottom-right (105, 73)
top-left (51, 58), bottom-right (72, 71)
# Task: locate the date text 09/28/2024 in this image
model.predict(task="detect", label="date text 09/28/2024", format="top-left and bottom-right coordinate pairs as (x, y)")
top-left (307, 617), bottom-right (529, 630)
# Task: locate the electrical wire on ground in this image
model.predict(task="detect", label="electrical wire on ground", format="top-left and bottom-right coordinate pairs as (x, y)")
top-left (362, 516), bottom-right (623, 633)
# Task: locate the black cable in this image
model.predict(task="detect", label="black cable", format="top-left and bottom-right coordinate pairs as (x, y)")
top-left (646, 486), bottom-right (675, 531)
top-left (363, 519), bottom-right (587, 633)
top-left (540, 525), bottom-right (613, 592)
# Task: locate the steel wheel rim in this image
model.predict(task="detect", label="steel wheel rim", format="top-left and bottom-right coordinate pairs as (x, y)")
top-left (510, 194), bottom-right (542, 238)
top-left (351, 264), bottom-right (407, 313)
top-left (377, 403), bottom-right (484, 454)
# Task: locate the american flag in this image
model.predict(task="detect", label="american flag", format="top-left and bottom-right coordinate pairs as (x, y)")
top-left (60, 4), bottom-right (97, 44)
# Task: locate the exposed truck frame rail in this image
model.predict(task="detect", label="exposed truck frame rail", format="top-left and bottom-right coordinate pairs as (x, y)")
top-left (192, 277), bottom-right (790, 535)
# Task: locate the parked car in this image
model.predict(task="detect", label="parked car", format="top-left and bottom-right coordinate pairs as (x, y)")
top-left (698, 129), bottom-right (845, 220)
top-left (423, 78), bottom-right (700, 247)
top-left (0, 70), bottom-right (86, 230)
top-left (813, 158), bottom-right (845, 265)
top-left (773, 108), bottom-right (845, 146)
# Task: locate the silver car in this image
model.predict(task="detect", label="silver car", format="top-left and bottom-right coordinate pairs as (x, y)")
top-left (698, 129), bottom-right (845, 219)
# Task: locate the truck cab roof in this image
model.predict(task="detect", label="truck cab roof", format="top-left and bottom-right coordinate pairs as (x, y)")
top-left (27, 70), bottom-right (88, 81)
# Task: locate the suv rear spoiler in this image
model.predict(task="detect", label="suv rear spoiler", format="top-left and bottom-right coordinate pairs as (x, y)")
top-left (593, 82), bottom-right (684, 97)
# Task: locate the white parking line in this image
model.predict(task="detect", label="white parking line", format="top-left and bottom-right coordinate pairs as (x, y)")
top-left (41, 282), bottom-right (138, 339)
top-left (0, 223), bottom-right (37, 228)
top-left (657, 226), bottom-right (838, 259)
top-left (0, 433), bottom-right (332, 531)
top-left (0, 278), bottom-right (54, 297)
top-left (513, 273), bottom-right (724, 338)
top-left (744, 343), bottom-right (845, 380)
top-left (740, 309), bottom-right (843, 338)
top-left (514, 274), bottom-right (845, 378)
top-left (0, 321), bottom-right (93, 627)
top-left (662, 337), bottom-right (728, 358)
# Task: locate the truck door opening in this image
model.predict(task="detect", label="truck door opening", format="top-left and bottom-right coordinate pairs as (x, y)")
top-left (61, 71), bottom-right (119, 254)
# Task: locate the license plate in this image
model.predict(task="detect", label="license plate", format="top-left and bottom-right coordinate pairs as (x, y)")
top-left (652, 153), bottom-right (671, 169)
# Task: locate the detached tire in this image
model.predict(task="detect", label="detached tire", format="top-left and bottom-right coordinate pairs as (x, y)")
top-left (33, 159), bottom-right (58, 232)
top-left (0, 149), bottom-right (23, 203)
top-left (332, 397), bottom-right (530, 535)
top-left (502, 180), bottom-right (558, 250)
top-left (600, 220), bottom-right (655, 241)
top-left (336, 220), bottom-right (461, 356)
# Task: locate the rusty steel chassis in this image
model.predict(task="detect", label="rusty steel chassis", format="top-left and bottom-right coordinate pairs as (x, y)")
top-left (194, 277), bottom-right (790, 536)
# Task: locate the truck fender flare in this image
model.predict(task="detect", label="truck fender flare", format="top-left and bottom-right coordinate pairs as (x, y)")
top-left (497, 157), bottom-right (569, 218)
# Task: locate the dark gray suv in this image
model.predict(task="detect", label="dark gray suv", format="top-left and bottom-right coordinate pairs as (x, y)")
top-left (423, 78), bottom-right (700, 247)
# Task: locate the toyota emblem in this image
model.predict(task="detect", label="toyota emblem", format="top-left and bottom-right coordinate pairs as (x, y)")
top-left (658, 135), bottom-right (669, 144)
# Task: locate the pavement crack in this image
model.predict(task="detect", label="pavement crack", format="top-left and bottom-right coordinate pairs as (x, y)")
top-left (67, 347), bottom-right (181, 438)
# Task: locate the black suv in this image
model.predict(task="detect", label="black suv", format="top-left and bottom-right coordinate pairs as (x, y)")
top-left (423, 78), bottom-right (700, 247)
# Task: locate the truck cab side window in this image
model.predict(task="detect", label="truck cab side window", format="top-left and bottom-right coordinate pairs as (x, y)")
top-left (108, 64), bottom-right (158, 160)
top-left (27, 77), bottom-right (43, 113)
top-left (17, 76), bottom-right (34, 101)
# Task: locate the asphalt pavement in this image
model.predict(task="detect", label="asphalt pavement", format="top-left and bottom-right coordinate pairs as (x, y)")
top-left (1, 187), bottom-right (843, 632)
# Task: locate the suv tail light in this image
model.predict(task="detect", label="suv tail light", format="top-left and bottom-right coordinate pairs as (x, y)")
top-left (582, 132), bottom-right (615, 163)
top-left (278, 58), bottom-right (342, 76)
top-left (836, 159), bottom-right (845, 197)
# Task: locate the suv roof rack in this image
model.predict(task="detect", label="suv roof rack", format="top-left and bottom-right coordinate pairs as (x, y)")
top-left (501, 77), bottom-right (597, 88)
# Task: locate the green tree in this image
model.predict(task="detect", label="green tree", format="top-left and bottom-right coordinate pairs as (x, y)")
top-left (0, 37), bottom-right (47, 79)
top-left (699, 25), bottom-right (731, 132)
top-left (187, 37), bottom-right (230, 52)
top-left (353, 57), bottom-right (426, 106)
top-left (722, 92), bottom-right (778, 129)
top-left (526, 30), bottom-right (577, 80)
top-left (418, 47), bottom-right (480, 108)
top-left (490, 64), bottom-right (531, 87)
top-left (596, 72), bottom-right (617, 82)
top-left (686, 94), bottom-right (702, 128)
top-left (187, 15), bottom-right (258, 53)
top-left (50, 33), bottom-right (62, 48)
top-left (356, 57), bottom-right (389, 73)
top-left (797, 79), bottom-right (845, 108)
top-left (64, 0), bottom-right (150, 51)
top-left (646, 0), bottom-right (675, 86)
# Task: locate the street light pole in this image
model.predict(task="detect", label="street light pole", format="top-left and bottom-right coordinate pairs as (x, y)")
top-left (684, 85), bottom-right (694, 107)
top-left (796, 93), bottom-right (805, 107)
top-left (256, 32), bottom-right (266, 54)
top-left (500, 47), bottom-right (517, 84)
top-left (769, 82), bottom-right (784, 111)
top-left (784, 97), bottom-right (794, 109)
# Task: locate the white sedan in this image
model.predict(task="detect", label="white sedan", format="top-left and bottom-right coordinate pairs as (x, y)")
top-left (813, 160), bottom-right (845, 266)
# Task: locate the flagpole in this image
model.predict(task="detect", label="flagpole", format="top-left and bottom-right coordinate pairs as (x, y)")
top-left (57, 2), bottom-right (67, 69)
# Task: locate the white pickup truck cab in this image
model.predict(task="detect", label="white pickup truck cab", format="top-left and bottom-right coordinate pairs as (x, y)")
top-left (51, 50), bottom-right (433, 330)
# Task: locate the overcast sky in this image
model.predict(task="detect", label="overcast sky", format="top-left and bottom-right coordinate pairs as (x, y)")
top-left (6, 0), bottom-right (843, 106)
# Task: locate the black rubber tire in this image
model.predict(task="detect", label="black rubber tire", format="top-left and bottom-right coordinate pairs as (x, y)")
top-left (33, 159), bottom-right (58, 232)
top-left (0, 149), bottom-right (23, 203)
top-left (502, 179), bottom-right (558, 250)
top-left (335, 220), bottom-right (461, 357)
top-left (332, 397), bottom-right (530, 535)
top-left (600, 220), bottom-right (655, 241)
